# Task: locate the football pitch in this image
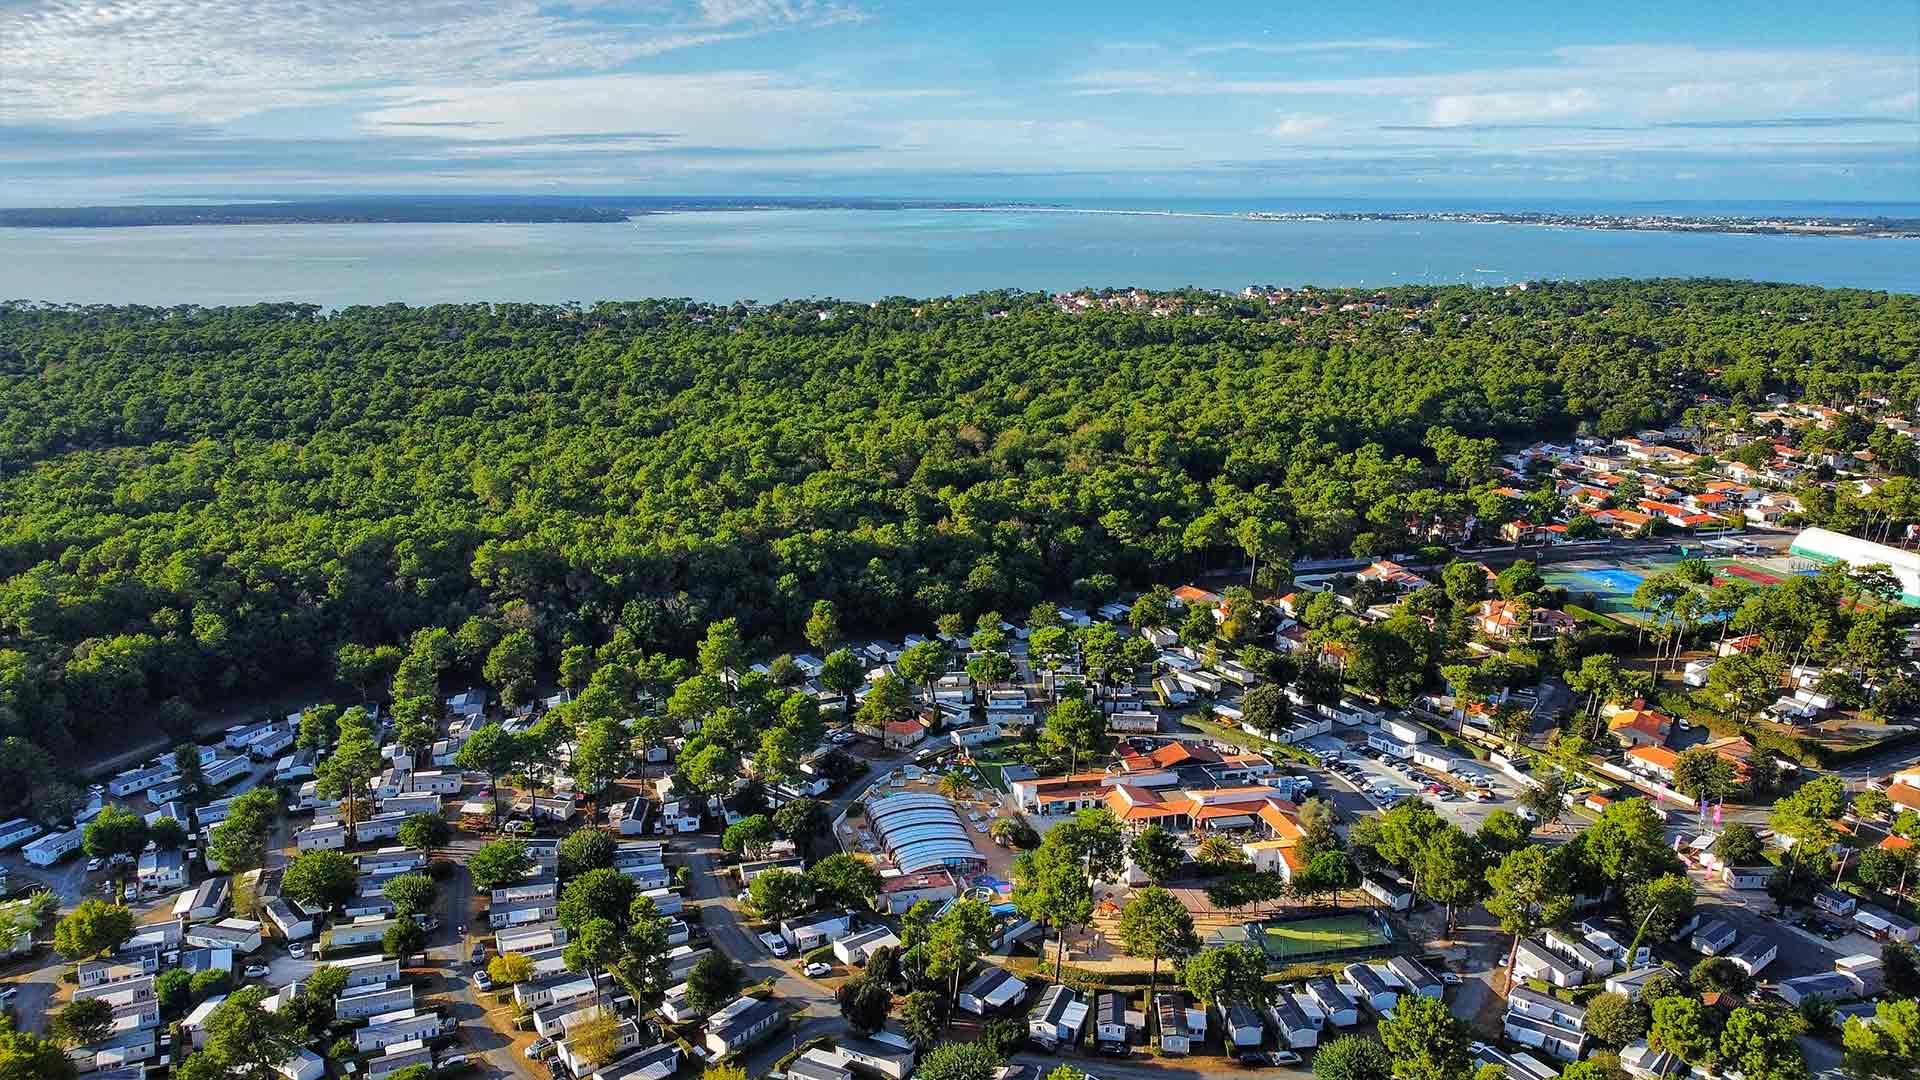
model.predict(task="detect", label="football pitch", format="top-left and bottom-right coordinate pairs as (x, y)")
top-left (1257, 914), bottom-right (1389, 960)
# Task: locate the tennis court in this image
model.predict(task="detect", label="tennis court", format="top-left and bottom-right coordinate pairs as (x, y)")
top-left (1543, 553), bottom-right (1811, 625)
top-left (1256, 914), bottom-right (1390, 960)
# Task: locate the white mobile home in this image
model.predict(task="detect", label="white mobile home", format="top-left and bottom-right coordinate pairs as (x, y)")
top-left (322, 916), bottom-right (397, 953)
top-left (109, 764), bottom-right (174, 798)
top-left (703, 996), bottom-right (784, 1058)
top-left (1093, 991), bottom-right (1130, 1050)
top-left (295, 822), bottom-right (348, 851)
top-left (264, 898), bottom-right (316, 942)
top-left (1343, 963), bottom-right (1398, 1013)
top-left (1305, 977), bottom-right (1359, 1027)
top-left (1514, 938), bottom-right (1585, 988)
top-left (1268, 992), bottom-right (1319, 1049)
top-left (1727, 935), bottom-right (1778, 976)
top-left (1154, 994), bottom-right (1193, 1055)
top-left (23, 826), bottom-right (82, 866)
top-left (833, 925), bottom-right (901, 966)
top-left (489, 899), bottom-right (558, 929)
top-left (780, 912), bottom-right (852, 951)
top-left (204, 755), bottom-right (250, 787)
top-left (335, 982), bottom-right (416, 1021)
top-left (1362, 875), bottom-right (1415, 912)
top-left (324, 953), bottom-right (402, 989)
top-left (958, 965), bottom-right (1026, 1015)
top-left (0, 818), bottom-right (41, 851)
top-left (1220, 1002), bottom-right (1264, 1049)
top-left (1028, 984), bottom-right (1088, 1050)
top-left (354, 1009), bottom-right (451, 1053)
top-left (1387, 956), bottom-right (1445, 999)
top-left (1691, 919), bottom-right (1738, 956)
top-left (354, 811), bottom-right (408, 844)
top-left (1503, 1013), bottom-right (1586, 1063)
top-left (172, 878), bottom-right (229, 920)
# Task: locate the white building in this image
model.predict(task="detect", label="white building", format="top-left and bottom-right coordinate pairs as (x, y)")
top-left (295, 822), bottom-right (348, 851)
top-left (0, 818), bottom-right (41, 851)
top-left (355, 1008), bottom-right (450, 1053)
top-left (335, 982), bottom-right (416, 1021)
top-left (958, 965), bottom-right (1027, 1015)
top-left (1789, 527), bottom-right (1920, 604)
top-left (22, 826), bottom-right (82, 866)
top-left (1028, 984), bottom-right (1088, 1049)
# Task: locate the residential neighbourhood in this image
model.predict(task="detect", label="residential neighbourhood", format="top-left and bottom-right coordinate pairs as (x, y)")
top-left (8, 400), bottom-right (1920, 1080)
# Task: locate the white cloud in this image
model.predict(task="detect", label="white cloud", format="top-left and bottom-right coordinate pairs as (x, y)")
top-left (1429, 89), bottom-right (1597, 126)
top-left (0, 0), bottom-right (863, 122)
top-left (1188, 38), bottom-right (1436, 57)
top-left (1069, 43), bottom-right (1914, 130)
top-left (1268, 114), bottom-right (1333, 138)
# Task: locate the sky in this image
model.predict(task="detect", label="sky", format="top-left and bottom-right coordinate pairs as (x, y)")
top-left (1, 0), bottom-right (1916, 204)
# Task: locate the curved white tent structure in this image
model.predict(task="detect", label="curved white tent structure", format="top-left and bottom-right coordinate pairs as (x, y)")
top-left (867, 793), bottom-right (983, 874)
top-left (1788, 527), bottom-right (1920, 605)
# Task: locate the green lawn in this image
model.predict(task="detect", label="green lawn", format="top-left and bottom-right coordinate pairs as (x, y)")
top-left (1256, 915), bottom-right (1387, 960)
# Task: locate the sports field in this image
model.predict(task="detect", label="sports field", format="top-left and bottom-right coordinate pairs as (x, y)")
top-left (1543, 553), bottom-right (1812, 625)
top-left (1256, 914), bottom-right (1389, 960)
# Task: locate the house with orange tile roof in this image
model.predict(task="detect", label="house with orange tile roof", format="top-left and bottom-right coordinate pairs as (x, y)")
top-left (1607, 706), bottom-right (1674, 749)
top-left (1888, 783), bottom-right (1920, 814)
top-left (1477, 599), bottom-right (1578, 643)
top-left (1591, 508), bottom-right (1655, 535)
top-left (1625, 745), bottom-right (1680, 781)
top-left (883, 717), bottom-right (930, 750)
top-left (1172, 585), bottom-right (1222, 607)
top-left (1357, 560), bottom-right (1429, 593)
top-left (1879, 834), bottom-right (1913, 854)
top-left (1010, 771), bottom-right (1118, 814)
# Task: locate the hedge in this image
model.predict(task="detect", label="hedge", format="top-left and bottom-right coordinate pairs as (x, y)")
top-left (774, 1035), bottom-right (836, 1072)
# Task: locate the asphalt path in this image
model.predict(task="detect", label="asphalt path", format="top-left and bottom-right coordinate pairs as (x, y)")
top-left (680, 750), bottom-right (907, 1077)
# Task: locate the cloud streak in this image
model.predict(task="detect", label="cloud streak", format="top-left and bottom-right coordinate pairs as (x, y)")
top-left (0, 5), bottom-right (1913, 201)
top-left (0, 0), bottom-right (863, 121)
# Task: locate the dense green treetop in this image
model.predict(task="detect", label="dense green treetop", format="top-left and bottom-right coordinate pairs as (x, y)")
top-left (0, 283), bottom-right (1915, 758)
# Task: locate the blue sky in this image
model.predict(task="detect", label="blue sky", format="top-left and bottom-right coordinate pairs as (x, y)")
top-left (1, 0), bottom-right (1915, 203)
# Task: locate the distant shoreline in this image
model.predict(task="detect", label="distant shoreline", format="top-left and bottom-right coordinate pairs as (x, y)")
top-left (2, 198), bottom-right (1917, 239)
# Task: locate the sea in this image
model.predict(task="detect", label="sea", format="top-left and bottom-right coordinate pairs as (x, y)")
top-left (3, 197), bottom-right (1917, 306)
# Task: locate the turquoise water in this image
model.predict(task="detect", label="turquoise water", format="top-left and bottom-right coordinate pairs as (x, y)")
top-left (2, 206), bottom-right (1917, 306)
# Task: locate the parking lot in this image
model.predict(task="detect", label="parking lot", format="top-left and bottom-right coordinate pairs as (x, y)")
top-left (1299, 729), bottom-right (1528, 832)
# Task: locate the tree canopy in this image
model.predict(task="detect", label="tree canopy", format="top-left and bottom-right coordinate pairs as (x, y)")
top-left (2, 284), bottom-right (1913, 760)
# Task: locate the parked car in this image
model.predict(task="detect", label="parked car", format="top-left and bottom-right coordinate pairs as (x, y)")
top-left (87, 857), bottom-right (103, 872)
top-left (243, 964), bottom-right (270, 979)
top-left (1441, 973), bottom-right (1464, 985)
top-left (288, 943), bottom-right (305, 958)
top-left (1266, 1052), bottom-right (1303, 1066)
top-left (803, 961), bottom-right (831, 977)
top-left (525, 1037), bottom-right (554, 1060)
top-left (473, 971), bottom-right (493, 992)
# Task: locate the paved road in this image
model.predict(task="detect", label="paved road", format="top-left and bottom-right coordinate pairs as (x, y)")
top-left (1012, 1047), bottom-right (1307, 1079)
top-left (435, 857), bottom-right (540, 1080)
top-left (678, 745), bottom-right (920, 1076)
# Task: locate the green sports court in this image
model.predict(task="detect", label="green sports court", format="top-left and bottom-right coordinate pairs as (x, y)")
top-left (1255, 913), bottom-right (1392, 961)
